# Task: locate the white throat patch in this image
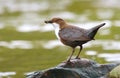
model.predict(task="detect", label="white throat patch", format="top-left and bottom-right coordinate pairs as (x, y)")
top-left (52, 23), bottom-right (60, 40)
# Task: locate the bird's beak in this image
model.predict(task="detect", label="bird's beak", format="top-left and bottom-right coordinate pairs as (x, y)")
top-left (44, 20), bottom-right (53, 23)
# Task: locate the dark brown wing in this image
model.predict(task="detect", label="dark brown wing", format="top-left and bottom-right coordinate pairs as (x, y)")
top-left (59, 26), bottom-right (90, 41)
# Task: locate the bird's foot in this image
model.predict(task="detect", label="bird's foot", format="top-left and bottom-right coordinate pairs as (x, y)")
top-left (66, 60), bottom-right (71, 64)
top-left (62, 58), bottom-right (73, 64)
top-left (65, 60), bottom-right (75, 67)
top-left (62, 59), bottom-right (71, 63)
top-left (65, 59), bottom-right (74, 64)
top-left (75, 56), bottom-right (81, 59)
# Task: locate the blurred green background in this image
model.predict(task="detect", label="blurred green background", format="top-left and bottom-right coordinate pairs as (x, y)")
top-left (0, 0), bottom-right (120, 78)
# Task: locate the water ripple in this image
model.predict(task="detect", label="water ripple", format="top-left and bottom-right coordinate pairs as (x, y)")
top-left (0, 40), bottom-right (33, 49)
top-left (0, 72), bottom-right (16, 77)
top-left (98, 53), bottom-right (120, 62)
top-left (0, 40), bottom-right (120, 50)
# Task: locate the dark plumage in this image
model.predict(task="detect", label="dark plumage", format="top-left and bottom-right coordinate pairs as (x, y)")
top-left (45, 18), bottom-right (105, 62)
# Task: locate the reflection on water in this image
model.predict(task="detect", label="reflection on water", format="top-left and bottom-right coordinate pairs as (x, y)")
top-left (96, 9), bottom-right (114, 19)
top-left (0, 0), bottom-right (71, 26)
top-left (114, 20), bottom-right (120, 27)
top-left (98, 53), bottom-right (120, 62)
top-left (0, 40), bottom-right (120, 63)
top-left (94, 0), bottom-right (120, 8)
top-left (0, 39), bottom-right (120, 50)
top-left (0, 0), bottom-right (49, 12)
top-left (85, 40), bottom-right (120, 50)
top-left (42, 40), bottom-right (120, 50)
top-left (0, 40), bottom-right (33, 49)
top-left (42, 40), bottom-right (63, 49)
top-left (85, 50), bottom-right (97, 56)
top-left (51, 11), bottom-right (75, 19)
top-left (0, 72), bottom-right (16, 77)
top-left (16, 24), bottom-right (54, 32)
top-left (16, 24), bottom-right (41, 32)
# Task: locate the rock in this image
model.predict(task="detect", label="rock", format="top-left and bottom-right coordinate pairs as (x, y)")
top-left (26, 58), bottom-right (120, 78)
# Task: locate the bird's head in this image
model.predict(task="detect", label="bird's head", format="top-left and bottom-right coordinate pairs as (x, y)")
top-left (45, 17), bottom-right (66, 25)
top-left (45, 17), bottom-right (68, 30)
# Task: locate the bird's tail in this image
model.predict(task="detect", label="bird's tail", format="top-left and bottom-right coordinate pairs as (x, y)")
top-left (87, 23), bottom-right (106, 39)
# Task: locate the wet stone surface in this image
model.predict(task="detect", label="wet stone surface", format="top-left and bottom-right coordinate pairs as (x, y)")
top-left (26, 58), bottom-right (120, 78)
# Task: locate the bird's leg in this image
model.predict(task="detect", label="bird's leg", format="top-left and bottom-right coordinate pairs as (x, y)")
top-left (67, 48), bottom-right (75, 62)
top-left (75, 45), bottom-right (83, 59)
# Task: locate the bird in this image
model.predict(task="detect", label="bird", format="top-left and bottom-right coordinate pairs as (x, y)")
top-left (45, 17), bottom-right (106, 62)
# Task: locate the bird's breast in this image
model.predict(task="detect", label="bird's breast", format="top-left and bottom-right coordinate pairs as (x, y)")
top-left (52, 23), bottom-right (60, 40)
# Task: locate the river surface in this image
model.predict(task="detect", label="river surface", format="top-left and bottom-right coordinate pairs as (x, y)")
top-left (0, 0), bottom-right (120, 78)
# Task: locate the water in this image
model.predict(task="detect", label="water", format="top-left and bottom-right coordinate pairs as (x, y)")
top-left (0, 0), bottom-right (120, 78)
top-left (0, 72), bottom-right (16, 78)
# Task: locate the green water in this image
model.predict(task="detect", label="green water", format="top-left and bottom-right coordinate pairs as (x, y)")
top-left (0, 0), bottom-right (120, 78)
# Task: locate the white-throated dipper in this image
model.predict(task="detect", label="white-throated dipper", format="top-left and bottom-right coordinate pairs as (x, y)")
top-left (45, 17), bottom-right (106, 62)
